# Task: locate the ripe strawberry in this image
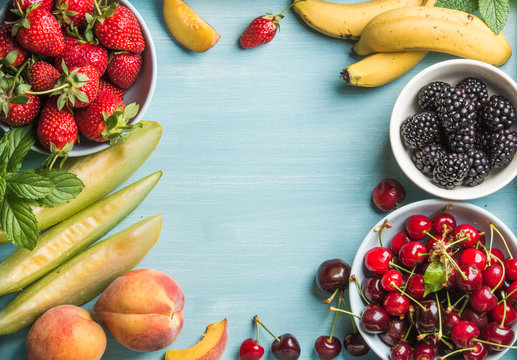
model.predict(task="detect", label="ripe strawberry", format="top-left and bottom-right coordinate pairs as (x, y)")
top-left (53, 63), bottom-right (100, 109)
top-left (106, 52), bottom-right (142, 89)
top-left (13, 7), bottom-right (65, 57)
top-left (239, 2), bottom-right (299, 49)
top-left (98, 79), bottom-right (125, 99)
top-left (37, 98), bottom-right (77, 168)
top-left (75, 92), bottom-right (139, 143)
top-left (0, 94), bottom-right (40, 126)
top-left (0, 23), bottom-right (28, 66)
top-left (12, 0), bottom-right (54, 12)
top-left (55, 36), bottom-right (108, 75)
top-left (94, 4), bottom-right (145, 53)
top-left (28, 61), bottom-right (60, 91)
top-left (54, 0), bottom-right (95, 29)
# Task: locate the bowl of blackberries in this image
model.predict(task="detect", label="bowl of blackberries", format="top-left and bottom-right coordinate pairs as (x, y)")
top-left (349, 199), bottom-right (517, 360)
top-left (390, 59), bottom-right (517, 200)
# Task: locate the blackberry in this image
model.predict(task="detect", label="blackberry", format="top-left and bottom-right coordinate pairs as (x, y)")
top-left (447, 125), bottom-right (476, 154)
top-left (417, 81), bottom-right (449, 111)
top-left (456, 77), bottom-right (489, 110)
top-left (400, 112), bottom-right (441, 148)
top-left (489, 129), bottom-right (517, 168)
top-left (412, 142), bottom-right (445, 175)
top-left (432, 153), bottom-right (469, 189)
top-left (481, 95), bottom-right (516, 131)
top-left (463, 149), bottom-right (490, 187)
top-left (475, 125), bottom-right (492, 153)
top-left (435, 86), bottom-right (477, 133)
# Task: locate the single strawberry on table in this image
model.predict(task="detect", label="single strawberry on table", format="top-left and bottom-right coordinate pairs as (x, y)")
top-left (28, 61), bottom-right (60, 92)
top-left (53, 0), bottom-right (95, 29)
top-left (75, 92), bottom-right (140, 144)
top-left (0, 23), bottom-right (28, 66)
top-left (55, 35), bottom-right (108, 76)
top-left (106, 51), bottom-right (142, 89)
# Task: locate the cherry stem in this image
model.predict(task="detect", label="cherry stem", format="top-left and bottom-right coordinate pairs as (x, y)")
top-left (474, 338), bottom-right (517, 349)
top-left (501, 293), bottom-right (507, 328)
top-left (254, 316), bottom-right (280, 342)
top-left (451, 294), bottom-right (467, 311)
top-left (278, 0), bottom-right (305, 16)
top-left (329, 307), bottom-right (362, 319)
top-left (25, 83), bottom-right (69, 95)
top-left (446, 236), bottom-right (470, 248)
top-left (323, 288), bottom-right (339, 304)
top-left (255, 315), bottom-right (260, 345)
top-left (443, 252), bottom-right (467, 280)
top-left (350, 275), bottom-right (370, 305)
top-left (393, 284), bottom-right (426, 311)
top-left (374, 219), bottom-right (392, 248)
top-left (429, 205), bottom-right (453, 220)
top-left (490, 224), bottom-right (513, 259)
top-left (436, 293), bottom-right (443, 340)
top-left (389, 262), bottom-right (413, 274)
top-left (477, 241), bottom-right (492, 267)
top-left (342, 294), bottom-right (358, 333)
top-left (437, 347), bottom-right (476, 360)
top-left (424, 231), bottom-right (440, 242)
top-left (446, 290), bottom-right (452, 310)
top-left (499, 286), bottom-right (517, 304)
top-left (458, 295), bottom-right (470, 317)
top-left (488, 253), bottom-right (506, 293)
top-left (403, 322), bottom-right (413, 342)
top-left (440, 337), bottom-right (454, 350)
top-left (402, 266), bottom-right (416, 292)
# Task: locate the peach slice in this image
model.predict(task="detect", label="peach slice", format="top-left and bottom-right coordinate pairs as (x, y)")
top-left (163, 0), bottom-right (220, 53)
top-left (165, 319), bottom-right (228, 360)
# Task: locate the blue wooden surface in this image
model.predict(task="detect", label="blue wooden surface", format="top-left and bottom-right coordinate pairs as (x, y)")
top-left (1, 0), bottom-right (517, 359)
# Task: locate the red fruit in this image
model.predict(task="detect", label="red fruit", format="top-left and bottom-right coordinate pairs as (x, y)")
top-left (488, 248), bottom-right (505, 264)
top-left (240, 12), bottom-right (282, 49)
top-left (480, 322), bottom-right (515, 351)
top-left (406, 215), bottom-right (431, 241)
top-left (390, 231), bottom-right (410, 255)
top-left (314, 336), bottom-right (341, 360)
top-left (28, 61), bottom-right (60, 92)
top-left (380, 270), bottom-right (403, 292)
top-left (94, 4), bottom-right (145, 53)
top-left (0, 94), bottom-right (40, 127)
top-left (239, 338), bottom-right (264, 360)
top-left (383, 292), bottom-right (410, 316)
top-left (54, 0), bottom-right (94, 28)
top-left (0, 23), bottom-right (28, 66)
top-left (463, 342), bottom-right (488, 360)
top-left (482, 264), bottom-right (505, 290)
top-left (504, 258), bottom-right (517, 281)
top-left (54, 64), bottom-right (100, 109)
top-left (461, 248), bottom-right (487, 271)
top-left (55, 36), bottom-right (108, 76)
top-left (413, 343), bottom-right (434, 360)
top-left (451, 321), bottom-right (480, 348)
top-left (106, 52), bottom-right (142, 89)
top-left (507, 281), bottom-right (517, 303)
top-left (37, 99), bottom-right (77, 152)
top-left (98, 79), bottom-right (125, 99)
top-left (456, 264), bottom-right (483, 292)
top-left (14, 8), bottom-right (65, 57)
top-left (431, 212), bottom-right (456, 235)
top-left (453, 224), bottom-right (480, 248)
top-left (426, 233), bottom-right (448, 253)
top-left (372, 179), bottom-right (405, 211)
top-left (470, 285), bottom-right (498, 313)
top-left (13, 0), bottom-right (53, 12)
top-left (406, 274), bottom-right (425, 300)
top-left (364, 247), bottom-right (392, 275)
top-left (390, 342), bottom-right (412, 360)
top-left (490, 302), bottom-right (517, 326)
top-left (398, 241), bottom-right (427, 267)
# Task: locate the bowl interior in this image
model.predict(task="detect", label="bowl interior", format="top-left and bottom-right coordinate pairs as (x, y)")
top-left (349, 199), bottom-right (517, 360)
top-left (390, 59), bottom-right (517, 200)
top-left (0, 0), bottom-right (157, 157)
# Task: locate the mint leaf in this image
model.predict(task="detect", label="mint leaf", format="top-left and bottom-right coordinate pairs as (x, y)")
top-left (0, 178), bottom-right (5, 201)
top-left (0, 126), bottom-right (36, 173)
top-left (435, 0), bottom-right (479, 12)
top-left (0, 195), bottom-right (39, 250)
top-left (424, 261), bottom-right (446, 295)
top-left (6, 170), bottom-right (55, 200)
top-left (31, 169), bottom-right (84, 208)
top-left (479, 0), bottom-right (509, 34)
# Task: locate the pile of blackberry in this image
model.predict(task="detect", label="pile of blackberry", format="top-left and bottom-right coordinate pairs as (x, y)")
top-left (400, 77), bottom-right (517, 189)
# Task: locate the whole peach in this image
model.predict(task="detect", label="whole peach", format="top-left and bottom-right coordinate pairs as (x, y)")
top-left (93, 268), bottom-right (184, 352)
top-left (26, 305), bottom-right (106, 360)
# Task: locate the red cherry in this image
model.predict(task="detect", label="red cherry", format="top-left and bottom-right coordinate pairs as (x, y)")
top-left (470, 285), bottom-right (498, 313)
top-left (240, 338), bottom-right (265, 360)
top-left (506, 281), bottom-right (517, 304)
top-left (431, 213), bottom-right (456, 235)
top-left (490, 302), bottom-right (517, 326)
top-left (271, 333), bottom-right (301, 360)
top-left (360, 304), bottom-right (390, 334)
top-left (462, 307), bottom-right (489, 331)
top-left (413, 343), bottom-right (435, 360)
top-left (463, 342), bottom-right (488, 360)
top-left (480, 322), bottom-right (515, 351)
top-left (406, 215), bottom-right (432, 241)
top-left (451, 321), bottom-right (480, 348)
top-left (488, 248), bottom-right (505, 263)
top-left (343, 333), bottom-right (369, 356)
top-left (453, 224), bottom-right (479, 248)
top-left (461, 248), bottom-right (487, 271)
top-left (364, 247), bottom-right (392, 275)
top-left (504, 258), bottom-right (517, 281)
top-left (399, 241), bottom-right (427, 267)
top-left (482, 264), bottom-right (505, 290)
top-left (390, 342), bottom-right (412, 360)
top-left (372, 179), bottom-right (405, 211)
top-left (406, 274), bottom-right (425, 300)
top-left (381, 270), bottom-right (403, 292)
top-left (383, 292), bottom-right (410, 316)
top-left (390, 231), bottom-right (410, 255)
top-left (361, 276), bottom-right (386, 304)
top-left (314, 336), bottom-right (341, 360)
top-left (444, 310), bottom-right (461, 335)
top-left (456, 264), bottom-right (483, 292)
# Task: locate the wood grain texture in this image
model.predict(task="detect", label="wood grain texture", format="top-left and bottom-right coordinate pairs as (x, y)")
top-left (1, 0), bottom-right (517, 359)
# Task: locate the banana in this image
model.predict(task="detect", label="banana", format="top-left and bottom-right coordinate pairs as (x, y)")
top-left (352, 6), bottom-right (512, 66)
top-left (342, 51), bottom-right (427, 87)
top-left (293, 0), bottom-right (423, 40)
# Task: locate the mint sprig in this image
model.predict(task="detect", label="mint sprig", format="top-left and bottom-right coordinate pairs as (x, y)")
top-left (0, 126), bottom-right (84, 250)
top-left (435, 0), bottom-right (510, 34)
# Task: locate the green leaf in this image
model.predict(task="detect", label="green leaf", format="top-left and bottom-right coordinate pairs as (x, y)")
top-left (0, 178), bottom-right (6, 200)
top-left (479, 0), bottom-right (509, 34)
top-left (6, 169), bottom-right (55, 200)
top-left (0, 195), bottom-right (39, 250)
top-left (74, 90), bottom-right (89, 103)
top-left (124, 103), bottom-right (139, 120)
top-left (31, 169), bottom-right (84, 208)
top-left (424, 261), bottom-right (446, 296)
top-left (0, 126), bottom-right (36, 173)
top-left (11, 95), bottom-right (29, 105)
top-left (4, 50), bottom-right (18, 65)
top-left (435, 0), bottom-right (479, 12)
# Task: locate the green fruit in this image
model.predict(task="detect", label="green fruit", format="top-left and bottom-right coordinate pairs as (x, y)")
top-left (0, 121), bottom-right (162, 243)
top-left (0, 214), bottom-right (162, 335)
top-left (0, 171), bottom-right (162, 296)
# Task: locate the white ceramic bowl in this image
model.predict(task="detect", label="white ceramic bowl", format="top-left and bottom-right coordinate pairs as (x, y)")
top-left (390, 59), bottom-right (517, 200)
top-left (0, 0), bottom-right (157, 157)
top-left (350, 199), bottom-right (517, 360)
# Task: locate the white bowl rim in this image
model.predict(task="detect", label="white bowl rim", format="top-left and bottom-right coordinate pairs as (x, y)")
top-left (389, 59), bottom-right (517, 200)
top-left (349, 199), bottom-right (517, 360)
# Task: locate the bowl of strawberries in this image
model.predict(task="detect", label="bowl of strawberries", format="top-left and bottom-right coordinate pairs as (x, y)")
top-left (0, 0), bottom-right (156, 159)
top-left (349, 199), bottom-right (517, 360)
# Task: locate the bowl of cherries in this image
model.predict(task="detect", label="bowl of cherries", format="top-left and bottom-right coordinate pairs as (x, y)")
top-left (348, 199), bottom-right (517, 360)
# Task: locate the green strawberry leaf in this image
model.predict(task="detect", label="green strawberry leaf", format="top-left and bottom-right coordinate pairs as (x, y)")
top-left (31, 169), bottom-right (84, 207)
top-left (424, 261), bottom-right (446, 296)
top-left (0, 125), bottom-right (36, 173)
top-left (124, 103), bottom-right (140, 120)
top-left (74, 90), bottom-right (89, 103)
top-left (4, 50), bottom-right (18, 65)
top-left (0, 195), bottom-right (39, 250)
top-left (435, 0), bottom-right (479, 12)
top-left (478, 0), bottom-right (509, 34)
top-left (6, 169), bottom-right (55, 200)
top-left (11, 95), bottom-right (29, 105)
